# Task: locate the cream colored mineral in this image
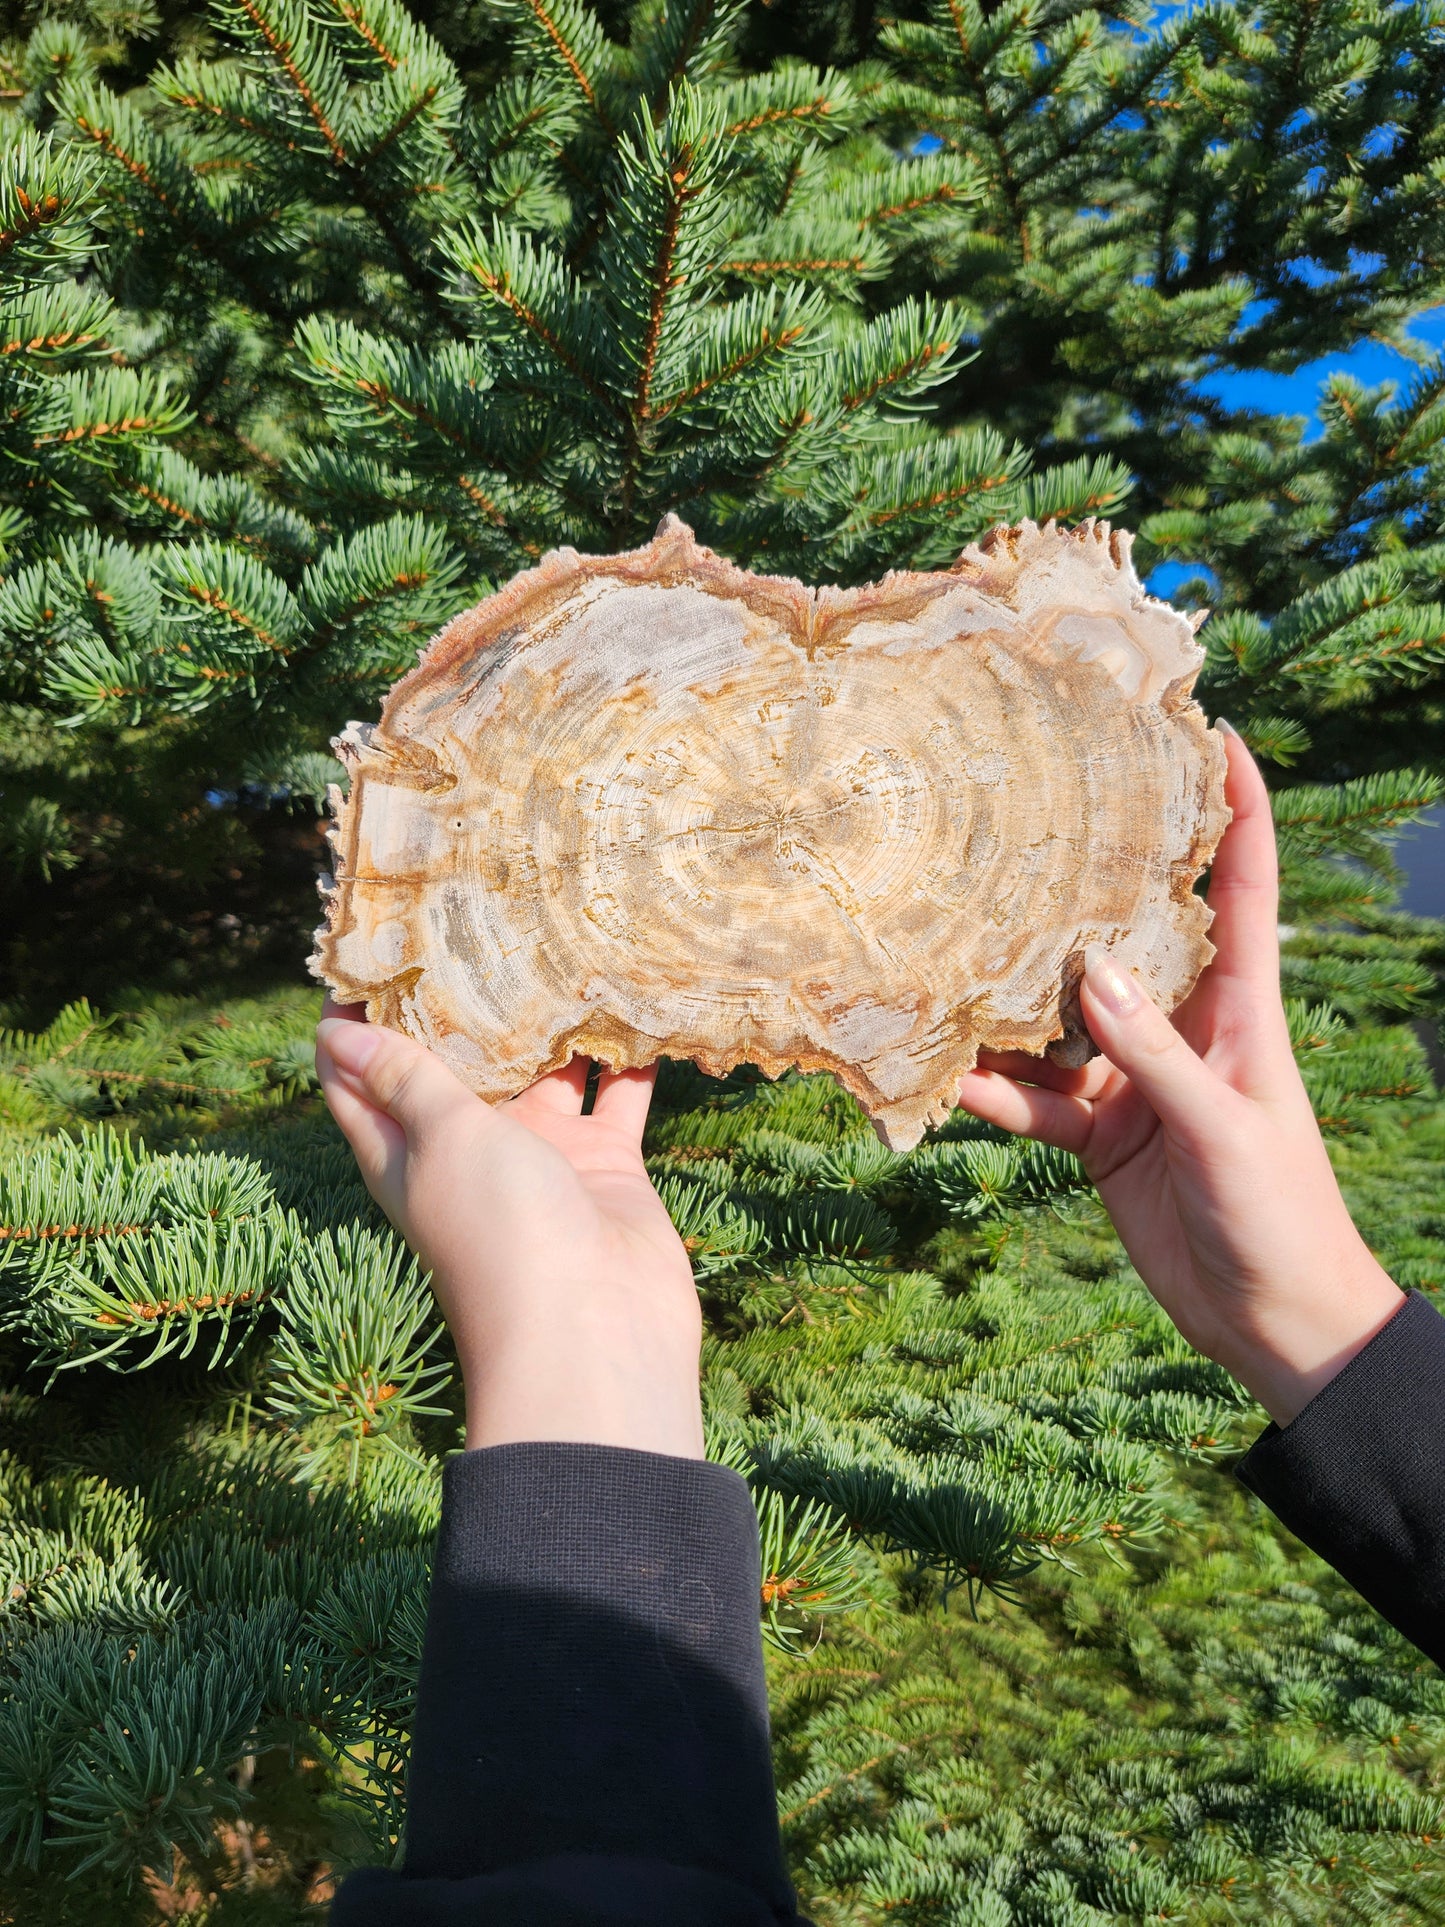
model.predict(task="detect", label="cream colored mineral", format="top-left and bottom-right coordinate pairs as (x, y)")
top-left (310, 515), bottom-right (1229, 1150)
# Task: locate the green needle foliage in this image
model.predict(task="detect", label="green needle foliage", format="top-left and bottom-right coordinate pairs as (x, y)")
top-left (2, 0), bottom-right (1445, 1918)
top-left (1, 985), bottom-right (1443, 1919)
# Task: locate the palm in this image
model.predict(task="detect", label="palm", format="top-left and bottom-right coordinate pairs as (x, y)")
top-left (501, 1069), bottom-right (694, 1278)
top-left (315, 1005), bottom-right (709, 1458)
top-left (318, 999), bottom-right (691, 1288)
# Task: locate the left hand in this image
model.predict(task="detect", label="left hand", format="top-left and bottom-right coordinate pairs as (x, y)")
top-left (315, 1002), bottom-right (704, 1458)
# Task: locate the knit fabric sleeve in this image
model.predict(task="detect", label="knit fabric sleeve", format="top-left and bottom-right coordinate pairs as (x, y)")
top-left (330, 1441), bottom-right (811, 1925)
top-left (1236, 1289), bottom-right (1445, 1666)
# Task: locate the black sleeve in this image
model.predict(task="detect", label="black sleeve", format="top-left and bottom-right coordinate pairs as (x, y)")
top-left (330, 1441), bottom-right (811, 1926)
top-left (1236, 1289), bottom-right (1445, 1667)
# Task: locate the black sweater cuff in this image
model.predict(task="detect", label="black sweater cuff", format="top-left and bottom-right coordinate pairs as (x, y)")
top-left (332, 1441), bottom-right (805, 1924)
top-left (1236, 1290), bottom-right (1445, 1666)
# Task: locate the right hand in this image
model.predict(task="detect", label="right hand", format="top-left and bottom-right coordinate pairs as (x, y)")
top-left (955, 725), bottom-right (1405, 1425)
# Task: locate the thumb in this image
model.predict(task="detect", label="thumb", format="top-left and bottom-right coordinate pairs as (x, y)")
top-left (316, 1018), bottom-right (485, 1227)
top-left (1080, 945), bottom-right (1226, 1142)
top-left (316, 1016), bottom-right (480, 1150)
top-left (312, 1017), bottom-right (487, 1240)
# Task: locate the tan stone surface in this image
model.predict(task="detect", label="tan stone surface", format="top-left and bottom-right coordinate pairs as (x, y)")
top-left (310, 515), bottom-right (1229, 1149)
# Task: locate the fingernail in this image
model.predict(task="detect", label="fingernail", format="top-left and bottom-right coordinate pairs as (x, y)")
top-left (1215, 716), bottom-right (1240, 738)
top-left (1083, 943), bottom-right (1141, 1015)
top-left (317, 1017), bottom-right (383, 1079)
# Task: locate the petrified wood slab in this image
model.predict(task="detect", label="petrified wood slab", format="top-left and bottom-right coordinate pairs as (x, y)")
top-left (310, 516), bottom-right (1228, 1150)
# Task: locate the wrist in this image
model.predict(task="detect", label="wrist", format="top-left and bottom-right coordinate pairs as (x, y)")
top-left (459, 1328), bottom-right (706, 1460)
top-left (1216, 1255), bottom-right (1406, 1426)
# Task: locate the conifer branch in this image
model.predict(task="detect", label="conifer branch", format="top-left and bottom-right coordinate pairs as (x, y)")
top-left (328, 0), bottom-right (402, 69)
top-left (230, 0), bottom-right (350, 164)
top-left (0, 190), bottom-right (66, 260)
top-left (513, 0), bottom-right (614, 135)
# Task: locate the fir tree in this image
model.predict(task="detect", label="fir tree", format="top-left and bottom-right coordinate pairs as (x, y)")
top-left (1, 971), bottom-right (1443, 1916)
top-left (1, 0), bottom-right (1444, 1919)
top-left (857, 0), bottom-right (1445, 513)
top-left (0, 0), bottom-right (1133, 900)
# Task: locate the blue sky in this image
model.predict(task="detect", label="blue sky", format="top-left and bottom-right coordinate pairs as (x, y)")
top-left (1192, 307), bottom-right (1445, 425)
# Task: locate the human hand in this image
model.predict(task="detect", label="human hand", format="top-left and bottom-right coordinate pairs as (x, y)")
top-left (314, 1006), bottom-right (703, 1458)
top-left (955, 724), bottom-right (1404, 1425)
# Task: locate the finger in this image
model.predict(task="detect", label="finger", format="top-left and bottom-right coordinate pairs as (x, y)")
top-left (316, 1016), bottom-right (482, 1142)
top-left (1204, 724), bottom-right (1280, 991)
top-left (1080, 945), bottom-right (1231, 1142)
top-left (321, 994), bottom-right (368, 1025)
top-left (954, 1067), bottom-right (1095, 1156)
top-left (510, 1052), bottom-right (593, 1117)
top-left (316, 1045), bottom-right (406, 1190)
top-left (974, 1048), bottom-right (1118, 1100)
top-left (591, 1062), bottom-right (658, 1142)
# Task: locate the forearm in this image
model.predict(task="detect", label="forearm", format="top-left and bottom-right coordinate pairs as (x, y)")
top-left (332, 1442), bottom-right (808, 1925)
top-left (1237, 1289), bottom-right (1445, 1667)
